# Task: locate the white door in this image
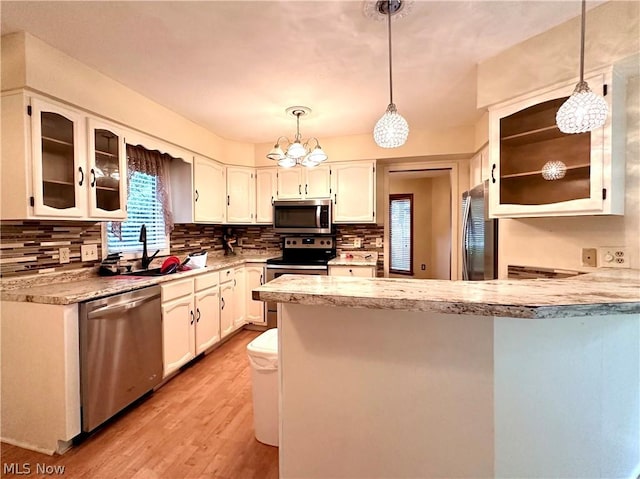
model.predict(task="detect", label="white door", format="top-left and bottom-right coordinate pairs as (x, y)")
top-left (194, 157), bottom-right (226, 223)
top-left (277, 168), bottom-right (303, 199)
top-left (220, 281), bottom-right (235, 339)
top-left (256, 168), bottom-right (277, 223)
top-left (86, 118), bottom-right (127, 220)
top-left (331, 161), bottom-right (376, 223)
top-left (226, 167), bottom-right (255, 223)
top-left (194, 286), bottom-right (220, 354)
top-left (245, 266), bottom-right (265, 324)
top-left (304, 164), bottom-right (331, 198)
top-left (162, 296), bottom-right (195, 377)
top-left (31, 98), bottom-right (86, 218)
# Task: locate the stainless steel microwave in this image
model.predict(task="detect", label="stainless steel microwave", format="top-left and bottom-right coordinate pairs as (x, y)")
top-left (273, 199), bottom-right (332, 234)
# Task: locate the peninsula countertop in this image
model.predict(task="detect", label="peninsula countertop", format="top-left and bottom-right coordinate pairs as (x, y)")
top-left (1, 253), bottom-right (278, 305)
top-left (252, 268), bottom-right (640, 319)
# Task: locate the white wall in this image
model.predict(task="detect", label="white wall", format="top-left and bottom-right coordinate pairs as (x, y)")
top-left (431, 175), bottom-right (452, 280)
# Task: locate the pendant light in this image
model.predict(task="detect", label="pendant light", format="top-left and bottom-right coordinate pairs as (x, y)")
top-left (373, 0), bottom-right (409, 148)
top-left (541, 160), bottom-right (567, 181)
top-left (556, 0), bottom-right (608, 134)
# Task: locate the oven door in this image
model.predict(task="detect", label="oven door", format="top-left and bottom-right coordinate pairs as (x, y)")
top-left (265, 264), bottom-right (328, 327)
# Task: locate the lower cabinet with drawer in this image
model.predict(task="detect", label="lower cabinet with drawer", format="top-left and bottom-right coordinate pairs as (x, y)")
top-left (161, 271), bottom-right (221, 378)
top-left (329, 265), bottom-right (376, 278)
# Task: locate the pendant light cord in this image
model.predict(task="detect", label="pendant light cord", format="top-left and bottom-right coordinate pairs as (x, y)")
top-left (579, 0), bottom-right (585, 83)
top-left (387, 0), bottom-right (394, 105)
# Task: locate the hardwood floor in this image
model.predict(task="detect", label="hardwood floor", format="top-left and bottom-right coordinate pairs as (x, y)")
top-left (1, 330), bottom-right (279, 479)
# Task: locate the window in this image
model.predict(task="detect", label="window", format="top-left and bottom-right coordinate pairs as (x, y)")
top-left (105, 145), bottom-right (174, 257)
top-left (389, 194), bottom-right (413, 275)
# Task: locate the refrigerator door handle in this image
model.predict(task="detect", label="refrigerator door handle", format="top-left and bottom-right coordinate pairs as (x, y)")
top-left (461, 195), bottom-right (471, 280)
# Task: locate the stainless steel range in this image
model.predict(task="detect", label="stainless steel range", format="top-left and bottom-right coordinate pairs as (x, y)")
top-left (265, 235), bottom-right (336, 327)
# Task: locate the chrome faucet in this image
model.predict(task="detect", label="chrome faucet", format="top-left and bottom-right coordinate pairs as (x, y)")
top-left (139, 224), bottom-right (159, 269)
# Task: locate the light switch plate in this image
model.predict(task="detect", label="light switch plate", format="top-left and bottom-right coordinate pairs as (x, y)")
top-left (354, 238), bottom-right (362, 248)
top-left (375, 238), bottom-right (383, 248)
top-left (59, 247), bottom-right (70, 264)
top-left (581, 248), bottom-right (597, 267)
top-left (598, 246), bottom-right (630, 268)
top-left (81, 244), bottom-right (99, 261)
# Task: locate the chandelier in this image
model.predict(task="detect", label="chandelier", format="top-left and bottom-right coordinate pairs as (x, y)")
top-left (373, 0), bottom-right (409, 148)
top-left (266, 106), bottom-right (328, 168)
top-left (556, 0), bottom-right (608, 134)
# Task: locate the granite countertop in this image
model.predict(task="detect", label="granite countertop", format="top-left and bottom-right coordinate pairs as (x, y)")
top-left (252, 268), bottom-right (640, 319)
top-left (328, 251), bottom-right (378, 267)
top-left (1, 253), bottom-right (279, 305)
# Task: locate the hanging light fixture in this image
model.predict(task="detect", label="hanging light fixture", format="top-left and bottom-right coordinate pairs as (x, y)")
top-left (541, 160), bottom-right (567, 181)
top-left (556, 0), bottom-right (608, 134)
top-left (373, 0), bottom-right (409, 148)
top-left (266, 106), bottom-right (328, 168)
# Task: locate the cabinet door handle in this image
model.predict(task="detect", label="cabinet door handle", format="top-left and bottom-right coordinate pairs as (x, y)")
top-left (260, 274), bottom-right (263, 285)
top-left (334, 193), bottom-right (337, 205)
top-left (227, 195), bottom-right (230, 206)
top-left (349, 269), bottom-right (353, 273)
top-left (221, 298), bottom-right (225, 310)
top-left (190, 310), bottom-right (195, 325)
top-left (299, 184), bottom-right (302, 195)
top-left (271, 196), bottom-right (274, 205)
top-left (491, 164), bottom-right (496, 184)
top-left (234, 278), bottom-right (236, 287)
top-left (196, 308), bottom-right (201, 323)
top-left (305, 184), bottom-right (308, 195)
top-left (78, 167), bottom-right (84, 186)
top-left (90, 168), bottom-right (96, 187)
top-left (195, 190), bottom-right (199, 202)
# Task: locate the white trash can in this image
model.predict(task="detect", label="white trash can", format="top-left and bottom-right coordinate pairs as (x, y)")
top-left (246, 328), bottom-right (279, 447)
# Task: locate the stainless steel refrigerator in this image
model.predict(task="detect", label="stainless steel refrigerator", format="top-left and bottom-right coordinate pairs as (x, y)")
top-left (461, 181), bottom-right (498, 280)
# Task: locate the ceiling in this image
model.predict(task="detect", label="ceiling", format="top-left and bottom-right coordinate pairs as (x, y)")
top-left (1, 1), bottom-right (605, 145)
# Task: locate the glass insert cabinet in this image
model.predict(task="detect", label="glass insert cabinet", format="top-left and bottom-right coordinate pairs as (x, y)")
top-left (29, 98), bottom-right (127, 219)
top-left (487, 67), bottom-right (626, 218)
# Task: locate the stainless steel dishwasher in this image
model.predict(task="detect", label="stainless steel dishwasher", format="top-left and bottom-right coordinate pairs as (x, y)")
top-left (79, 285), bottom-right (162, 432)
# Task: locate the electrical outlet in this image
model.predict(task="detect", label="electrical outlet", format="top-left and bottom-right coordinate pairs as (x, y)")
top-left (81, 244), bottom-right (99, 261)
top-left (59, 247), bottom-right (70, 264)
top-left (581, 248), bottom-right (597, 267)
top-left (598, 246), bottom-right (630, 268)
top-left (354, 238), bottom-right (362, 248)
top-left (375, 238), bottom-right (383, 248)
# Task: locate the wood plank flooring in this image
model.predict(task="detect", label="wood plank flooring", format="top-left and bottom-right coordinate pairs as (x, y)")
top-left (1, 330), bottom-right (279, 479)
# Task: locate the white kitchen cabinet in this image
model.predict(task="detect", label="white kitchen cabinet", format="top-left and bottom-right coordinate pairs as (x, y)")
top-left (194, 272), bottom-right (221, 354)
top-left (488, 67), bottom-right (625, 218)
top-left (256, 167), bottom-right (277, 223)
top-left (0, 93), bottom-right (128, 220)
top-left (329, 265), bottom-right (376, 278)
top-left (161, 272), bottom-right (221, 377)
top-left (245, 265), bottom-right (266, 324)
top-left (276, 165), bottom-right (331, 200)
top-left (226, 166), bottom-right (255, 223)
top-left (469, 145), bottom-right (489, 190)
top-left (233, 266), bottom-right (246, 330)
top-left (219, 268), bottom-right (236, 339)
top-left (161, 278), bottom-right (196, 377)
top-left (331, 161), bottom-right (376, 223)
top-left (194, 156), bottom-right (226, 223)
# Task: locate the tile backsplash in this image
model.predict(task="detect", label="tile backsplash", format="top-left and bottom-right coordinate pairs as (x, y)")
top-left (0, 221), bottom-right (384, 277)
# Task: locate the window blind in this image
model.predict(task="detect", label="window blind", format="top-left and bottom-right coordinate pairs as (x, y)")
top-left (389, 195), bottom-right (413, 274)
top-left (107, 171), bottom-right (168, 255)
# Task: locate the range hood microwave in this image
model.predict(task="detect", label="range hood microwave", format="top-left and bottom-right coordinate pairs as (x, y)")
top-left (273, 199), bottom-right (332, 234)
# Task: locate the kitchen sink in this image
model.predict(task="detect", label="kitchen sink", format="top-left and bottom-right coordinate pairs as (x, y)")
top-left (121, 268), bottom-right (167, 277)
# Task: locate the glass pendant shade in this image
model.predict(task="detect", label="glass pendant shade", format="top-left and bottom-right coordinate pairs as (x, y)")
top-left (307, 145), bottom-right (328, 163)
top-left (267, 145), bottom-right (285, 161)
top-left (278, 157), bottom-right (297, 168)
top-left (556, 82), bottom-right (608, 134)
top-left (541, 160), bottom-right (567, 181)
top-left (286, 141), bottom-right (307, 159)
top-left (374, 103), bottom-right (409, 148)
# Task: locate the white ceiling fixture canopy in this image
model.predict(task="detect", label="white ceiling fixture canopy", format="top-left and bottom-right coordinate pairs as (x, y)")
top-left (267, 106), bottom-right (328, 169)
top-left (373, 0), bottom-right (409, 149)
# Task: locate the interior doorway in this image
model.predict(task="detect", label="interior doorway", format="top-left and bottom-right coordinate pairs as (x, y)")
top-left (382, 161), bottom-right (460, 280)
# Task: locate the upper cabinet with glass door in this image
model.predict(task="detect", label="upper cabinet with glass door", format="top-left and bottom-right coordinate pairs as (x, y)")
top-left (31, 98), bottom-right (86, 217)
top-left (87, 119), bottom-right (127, 219)
top-left (488, 67), bottom-right (626, 218)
